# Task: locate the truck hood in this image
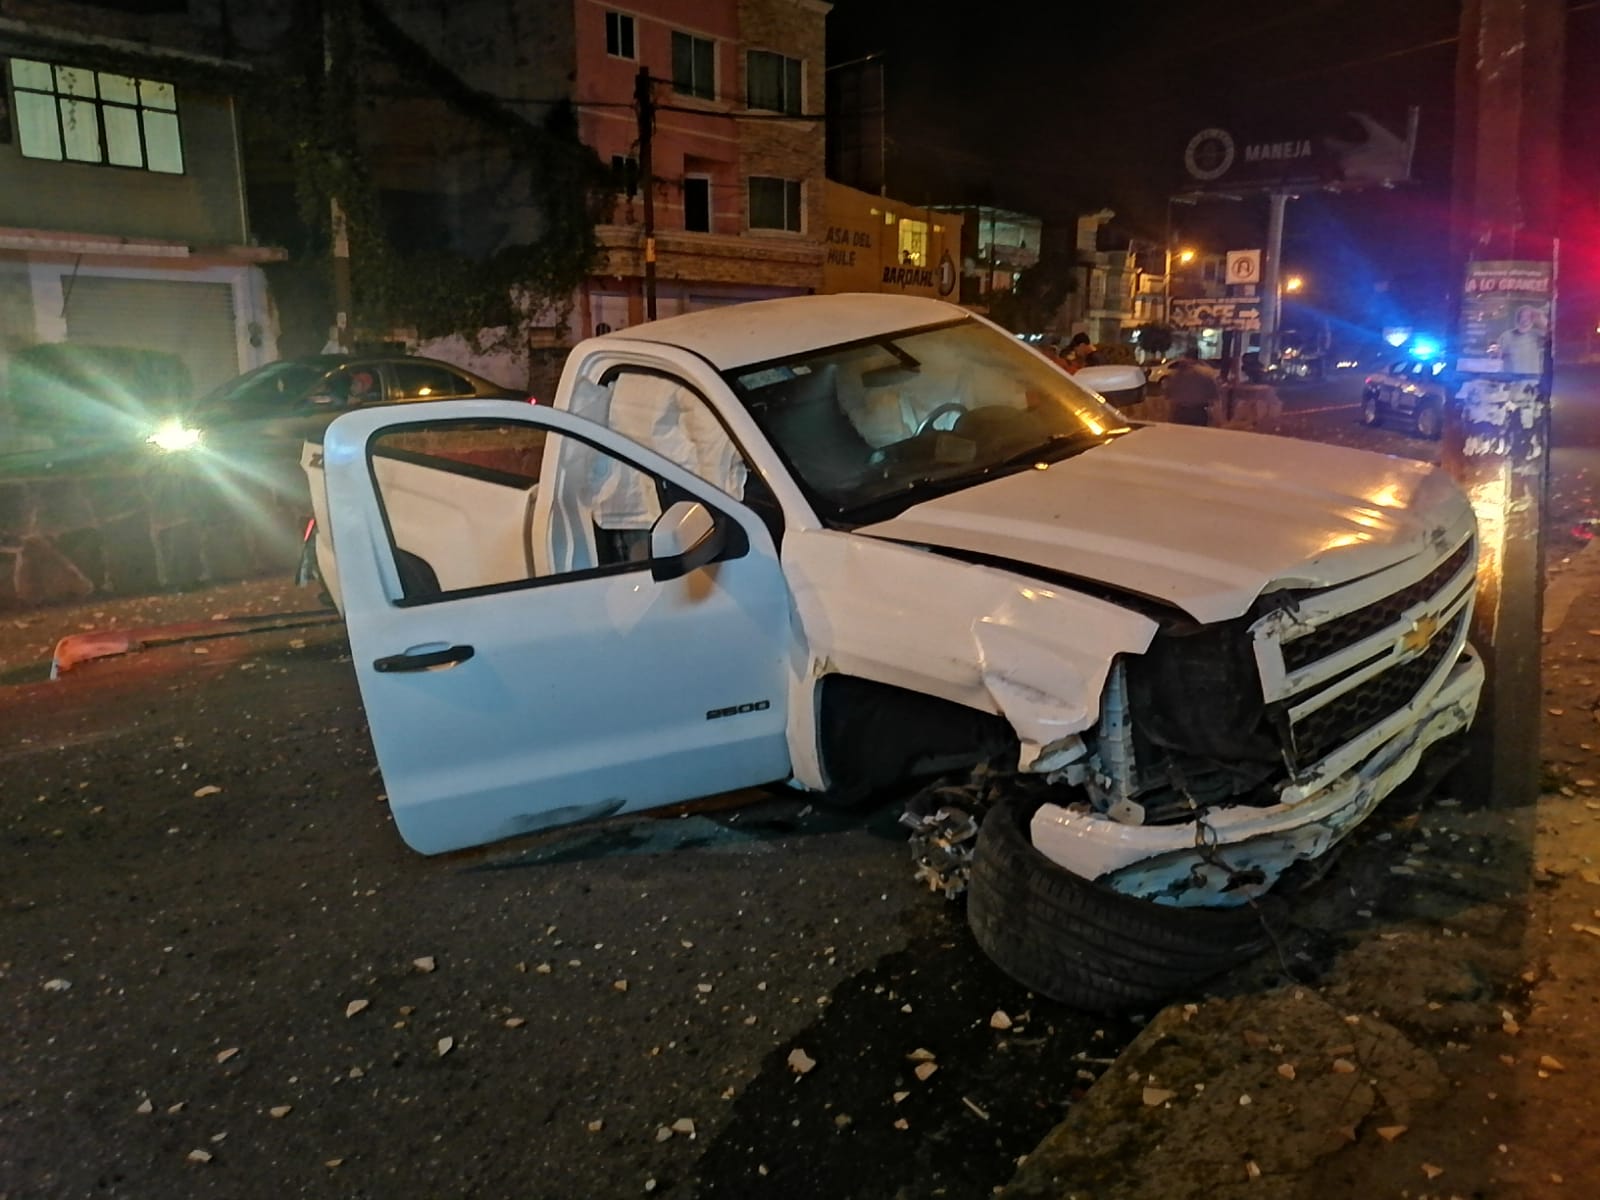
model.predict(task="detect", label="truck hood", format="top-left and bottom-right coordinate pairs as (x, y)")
top-left (856, 423), bottom-right (1473, 624)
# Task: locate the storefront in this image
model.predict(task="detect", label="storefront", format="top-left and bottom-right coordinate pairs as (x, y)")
top-left (820, 181), bottom-right (961, 301)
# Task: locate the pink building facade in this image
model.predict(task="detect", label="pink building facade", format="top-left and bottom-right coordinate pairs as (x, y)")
top-left (572, 0), bottom-right (828, 337)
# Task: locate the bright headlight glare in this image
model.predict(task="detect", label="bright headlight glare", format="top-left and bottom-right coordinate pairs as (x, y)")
top-left (146, 420), bottom-right (203, 452)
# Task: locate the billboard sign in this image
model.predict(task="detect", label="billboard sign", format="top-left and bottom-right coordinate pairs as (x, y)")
top-left (1181, 110), bottom-right (1416, 194)
top-left (1171, 298), bottom-right (1261, 332)
top-left (1457, 260), bottom-right (1553, 376)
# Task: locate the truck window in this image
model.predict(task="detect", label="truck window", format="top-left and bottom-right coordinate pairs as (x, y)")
top-left (390, 361), bottom-right (475, 400)
top-left (582, 369), bottom-right (751, 504)
top-left (366, 419), bottom-right (681, 603)
top-left (726, 317), bottom-right (1126, 523)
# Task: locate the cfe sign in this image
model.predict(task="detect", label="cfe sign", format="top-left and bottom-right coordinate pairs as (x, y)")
top-left (1226, 249), bottom-right (1262, 286)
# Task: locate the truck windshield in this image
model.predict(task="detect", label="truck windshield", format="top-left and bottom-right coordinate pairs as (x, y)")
top-left (726, 318), bottom-right (1128, 522)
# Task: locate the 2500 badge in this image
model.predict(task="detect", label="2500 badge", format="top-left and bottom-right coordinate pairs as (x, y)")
top-left (705, 700), bottom-right (771, 721)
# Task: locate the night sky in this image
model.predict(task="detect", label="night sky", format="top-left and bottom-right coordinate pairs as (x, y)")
top-left (828, 0), bottom-right (1600, 349)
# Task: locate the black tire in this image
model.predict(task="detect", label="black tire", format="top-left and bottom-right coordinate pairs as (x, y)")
top-left (965, 797), bottom-right (1276, 1012)
top-left (1415, 400), bottom-right (1442, 440)
top-left (1360, 393), bottom-right (1384, 426)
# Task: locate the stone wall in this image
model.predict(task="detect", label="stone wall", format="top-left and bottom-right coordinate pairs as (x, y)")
top-left (0, 453), bottom-right (302, 609)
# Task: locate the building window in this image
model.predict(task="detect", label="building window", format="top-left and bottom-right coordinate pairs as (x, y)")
top-left (683, 176), bottom-right (711, 232)
top-left (898, 218), bottom-right (928, 267)
top-left (8, 57), bottom-right (183, 173)
top-left (604, 11), bottom-right (635, 59)
top-left (746, 50), bottom-right (801, 115)
top-left (671, 32), bottom-right (715, 100)
top-left (749, 176), bottom-right (801, 232)
top-left (610, 154), bottom-right (640, 198)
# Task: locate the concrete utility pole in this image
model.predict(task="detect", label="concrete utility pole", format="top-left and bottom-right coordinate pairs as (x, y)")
top-left (1259, 191), bottom-right (1289, 367)
top-left (1446, 0), bottom-right (1565, 805)
top-left (324, 0), bottom-right (353, 352)
top-left (635, 66), bottom-right (658, 321)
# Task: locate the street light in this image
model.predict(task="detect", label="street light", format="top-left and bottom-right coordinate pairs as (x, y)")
top-left (1177, 248), bottom-right (1196, 265)
top-left (1284, 274), bottom-right (1304, 292)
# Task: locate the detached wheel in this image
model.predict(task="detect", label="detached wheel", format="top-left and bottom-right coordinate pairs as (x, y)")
top-left (1360, 394), bottom-right (1384, 426)
top-left (965, 797), bottom-right (1276, 1012)
top-left (1415, 400), bottom-right (1443, 440)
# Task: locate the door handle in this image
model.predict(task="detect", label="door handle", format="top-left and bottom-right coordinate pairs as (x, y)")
top-left (373, 644), bottom-right (476, 673)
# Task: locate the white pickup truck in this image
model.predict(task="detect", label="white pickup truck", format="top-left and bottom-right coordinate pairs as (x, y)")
top-left (303, 294), bottom-right (1483, 1010)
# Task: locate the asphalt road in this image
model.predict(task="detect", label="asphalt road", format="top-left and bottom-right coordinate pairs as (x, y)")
top-left (6, 363), bottom-right (1595, 1199)
top-left (1, 626), bottom-right (1137, 1199)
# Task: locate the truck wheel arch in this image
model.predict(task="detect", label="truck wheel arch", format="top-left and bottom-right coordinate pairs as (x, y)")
top-left (811, 673), bottom-right (1016, 807)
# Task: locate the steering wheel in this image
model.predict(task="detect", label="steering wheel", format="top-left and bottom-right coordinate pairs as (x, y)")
top-left (916, 402), bottom-right (968, 436)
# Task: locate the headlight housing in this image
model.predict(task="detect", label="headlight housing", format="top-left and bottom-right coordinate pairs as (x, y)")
top-left (146, 419), bottom-right (203, 453)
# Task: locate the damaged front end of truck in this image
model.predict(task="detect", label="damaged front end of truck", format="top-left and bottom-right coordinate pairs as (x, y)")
top-left (900, 522), bottom-right (1482, 1010)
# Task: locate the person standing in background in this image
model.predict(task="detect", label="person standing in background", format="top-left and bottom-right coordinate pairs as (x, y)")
top-left (1162, 346), bottom-right (1221, 426)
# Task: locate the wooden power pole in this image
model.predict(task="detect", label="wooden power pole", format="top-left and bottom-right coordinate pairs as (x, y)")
top-left (1445, 0), bottom-right (1565, 805)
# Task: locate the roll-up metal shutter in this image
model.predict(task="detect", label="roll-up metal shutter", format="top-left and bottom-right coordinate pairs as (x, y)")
top-left (63, 276), bottom-right (239, 399)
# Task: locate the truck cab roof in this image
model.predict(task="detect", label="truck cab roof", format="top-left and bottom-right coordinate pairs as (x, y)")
top-left (604, 293), bottom-right (967, 371)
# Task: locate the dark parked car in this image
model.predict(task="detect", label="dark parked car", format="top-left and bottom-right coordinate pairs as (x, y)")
top-left (146, 354), bottom-right (526, 451)
top-left (138, 354), bottom-right (529, 523)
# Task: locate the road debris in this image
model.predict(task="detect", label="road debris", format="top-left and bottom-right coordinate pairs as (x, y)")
top-left (990, 1010), bottom-right (1013, 1030)
top-left (344, 999), bottom-right (369, 1018)
top-left (186, 1149), bottom-right (213, 1164)
top-left (437, 1037), bottom-right (455, 1057)
top-left (193, 785), bottom-right (221, 798)
top-left (787, 1048), bottom-right (816, 1076)
top-left (1142, 1087), bottom-right (1176, 1107)
top-left (412, 956), bottom-right (436, 973)
top-left (215, 1047), bottom-right (239, 1064)
top-left (269, 1106), bottom-right (292, 1119)
top-left (914, 1061), bottom-right (938, 1082)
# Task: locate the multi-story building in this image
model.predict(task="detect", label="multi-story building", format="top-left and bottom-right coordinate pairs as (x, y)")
top-left (576, 0), bottom-right (829, 337)
top-left (928, 204), bottom-right (1041, 310)
top-left (0, 0), bottom-right (280, 429)
top-left (233, 0), bottom-right (829, 375)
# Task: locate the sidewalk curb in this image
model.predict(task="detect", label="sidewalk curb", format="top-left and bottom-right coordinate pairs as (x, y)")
top-left (50, 610), bottom-right (342, 678)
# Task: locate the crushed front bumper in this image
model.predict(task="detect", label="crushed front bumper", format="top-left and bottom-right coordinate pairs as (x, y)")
top-left (1028, 646), bottom-right (1484, 908)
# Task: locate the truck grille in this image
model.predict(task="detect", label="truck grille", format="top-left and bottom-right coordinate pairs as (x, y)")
top-left (1286, 608), bottom-right (1466, 767)
top-left (1281, 539), bottom-right (1473, 672)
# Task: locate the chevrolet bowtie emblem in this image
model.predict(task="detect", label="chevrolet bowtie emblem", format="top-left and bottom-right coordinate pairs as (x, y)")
top-left (1401, 613), bottom-right (1440, 655)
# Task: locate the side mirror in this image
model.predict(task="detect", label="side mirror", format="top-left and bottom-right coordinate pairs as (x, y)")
top-left (650, 500), bottom-right (726, 582)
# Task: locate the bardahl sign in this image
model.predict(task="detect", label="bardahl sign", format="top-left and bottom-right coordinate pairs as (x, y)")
top-left (1181, 110), bottom-right (1417, 193)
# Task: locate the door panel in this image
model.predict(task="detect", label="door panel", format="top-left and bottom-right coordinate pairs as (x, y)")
top-left (322, 401), bottom-right (792, 854)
